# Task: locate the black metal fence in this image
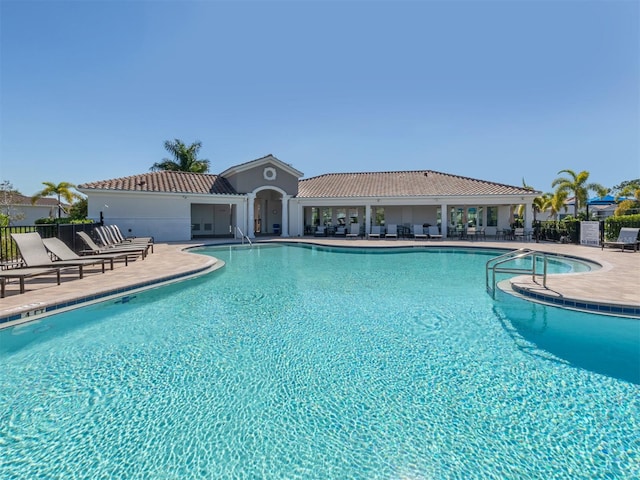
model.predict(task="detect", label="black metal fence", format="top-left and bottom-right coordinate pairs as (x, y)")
top-left (0, 223), bottom-right (98, 264)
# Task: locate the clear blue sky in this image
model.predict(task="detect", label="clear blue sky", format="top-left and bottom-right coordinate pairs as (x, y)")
top-left (1, 0), bottom-right (638, 196)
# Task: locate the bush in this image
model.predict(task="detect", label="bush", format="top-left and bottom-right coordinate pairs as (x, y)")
top-left (604, 214), bottom-right (640, 240)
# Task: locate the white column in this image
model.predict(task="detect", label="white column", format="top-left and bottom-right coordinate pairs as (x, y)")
top-left (281, 194), bottom-right (290, 237)
top-left (524, 202), bottom-right (533, 229)
top-left (440, 202), bottom-right (448, 238)
top-left (247, 193), bottom-right (256, 238)
top-left (365, 204), bottom-right (372, 235)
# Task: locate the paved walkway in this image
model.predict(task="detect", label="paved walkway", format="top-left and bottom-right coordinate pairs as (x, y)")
top-left (1, 238), bottom-right (638, 326)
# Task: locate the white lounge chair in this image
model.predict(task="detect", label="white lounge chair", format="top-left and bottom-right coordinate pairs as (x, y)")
top-left (427, 226), bottom-right (443, 240)
top-left (368, 226), bottom-right (381, 239)
top-left (385, 224), bottom-right (398, 239)
top-left (602, 227), bottom-right (639, 252)
top-left (346, 223), bottom-right (360, 239)
top-left (413, 225), bottom-right (428, 240)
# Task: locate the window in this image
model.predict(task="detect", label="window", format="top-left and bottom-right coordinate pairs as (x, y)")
top-left (336, 208), bottom-right (346, 225)
top-left (349, 208), bottom-right (359, 224)
top-left (322, 207), bottom-right (333, 225)
top-left (487, 206), bottom-right (498, 227)
top-left (311, 207), bottom-right (320, 226)
top-left (374, 207), bottom-right (385, 226)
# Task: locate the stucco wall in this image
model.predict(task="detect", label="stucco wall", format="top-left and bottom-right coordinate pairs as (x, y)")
top-left (225, 163), bottom-right (299, 195)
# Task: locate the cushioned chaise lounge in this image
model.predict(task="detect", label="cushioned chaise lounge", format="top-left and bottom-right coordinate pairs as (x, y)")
top-left (11, 232), bottom-right (107, 279)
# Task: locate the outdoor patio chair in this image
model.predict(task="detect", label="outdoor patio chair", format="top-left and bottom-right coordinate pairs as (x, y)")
top-left (77, 231), bottom-right (148, 259)
top-left (413, 225), bottom-right (428, 240)
top-left (602, 227), bottom-right (640, 252)
top-left (96, 226), bottom-right (153, 253)
top-left (43, 237), bottom-right (136, 268)
top-left (109, 225), bottom-right (154, 250)
top-left (385, 224), bottom-right (398, 239)
top-left (427, 226), bottom-right (443, 240)
top-left (314, 226), bottom-right (327, 237)
top-left (11, 232), bottom-right (107, 279)
top-left (0, 266), bottom-right (61, 297)
top-left (346, 223), bottom-right (360, 239)
top-left (368, 226), bottom-right (381, 239)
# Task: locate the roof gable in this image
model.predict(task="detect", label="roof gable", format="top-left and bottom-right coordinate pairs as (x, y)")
top-left (219, 154), bottom-right (304, 179)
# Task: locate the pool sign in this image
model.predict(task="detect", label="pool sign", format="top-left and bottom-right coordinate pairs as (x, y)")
top-left (580, 221), bottom-right (600, 246)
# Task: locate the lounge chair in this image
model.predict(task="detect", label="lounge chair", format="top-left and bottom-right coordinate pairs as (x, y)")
top-left (43, 237), bottom-right (136, 268)
top-left (334, 226), bottom-right (347, 236)
top-left (513, 227), bottom-right (531, 241)
top-left (11, 232), bottom-right (107, 279)
top-left (77, 231), bottom-right (148, 259)
top-left (413, 225), bottom-right (428, 240)
top-left (385, 224), bottom-right (398, 239)
top-left (346, 223), bottom-right (360, 239)
top-left (107, 225), bottom-right (154, 252)
top-left (427, 226), bottom-right (443, 240)
top-left (0, 267), bottom-right (61, 297)
top-left (96, 226), bottom-right (153, 253)
top-left (368, 226), bottom-right (381, 239)
top-left (314, 226), bottom-right (327, 237)
top-left (602, 227), bottom-right (640, 252)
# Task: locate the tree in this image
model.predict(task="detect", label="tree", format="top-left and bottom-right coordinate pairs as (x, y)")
top-left (0, 180), bottom-right (26, 225)
top-left (31, 181), bottom-right (83, 219)
top-left (532, 192), bottom-right (552, 222)
top-left (150, 139), bottom-right (210, 173)
top-left (551, 169), bottom-right (607, 217)
top-left (549, 189), bottom-right (569, 220)
top-left (613, 179), bottom-right (640, 216)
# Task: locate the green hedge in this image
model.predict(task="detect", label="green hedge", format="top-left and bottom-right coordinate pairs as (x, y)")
top-left (604, 214), bottom-right (640, 240)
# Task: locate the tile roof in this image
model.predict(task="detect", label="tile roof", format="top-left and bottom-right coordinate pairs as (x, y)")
top-left (297, 170), bottom-right (538, 198)
top-left (9, 194), bottom-right (61, 206)
top-left (78, 171), bottom-right (239, 195)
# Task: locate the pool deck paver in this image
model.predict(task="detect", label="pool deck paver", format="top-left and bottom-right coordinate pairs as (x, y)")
top-left (0, 237), bottom-right (638, 325)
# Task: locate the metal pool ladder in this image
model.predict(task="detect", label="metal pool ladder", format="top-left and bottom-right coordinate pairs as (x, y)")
top-left (486, 248), bottom-right (549, 299)
top-left (235, 226), bottom-right (252, 246)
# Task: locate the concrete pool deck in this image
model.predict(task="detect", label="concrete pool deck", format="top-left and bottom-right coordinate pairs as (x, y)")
top-left (1, 237), bottom-right (639, 325)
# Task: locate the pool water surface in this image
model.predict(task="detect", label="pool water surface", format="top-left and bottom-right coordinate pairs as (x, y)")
top-left (1, 244), bottom-right (638, 479)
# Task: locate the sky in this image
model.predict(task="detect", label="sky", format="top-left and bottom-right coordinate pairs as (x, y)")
top-left (1, 0), bottom-right (638, 197)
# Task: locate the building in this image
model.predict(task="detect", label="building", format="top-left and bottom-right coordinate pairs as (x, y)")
top-left (1, 194), bottom-right (64, 226)
top-left (77, 154), bottom-right (539, 242)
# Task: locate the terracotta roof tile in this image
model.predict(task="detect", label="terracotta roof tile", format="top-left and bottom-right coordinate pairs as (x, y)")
top-left (297, 170), bottom-right (537, 198)
top-left (78, 171), bottom-right (238, 195)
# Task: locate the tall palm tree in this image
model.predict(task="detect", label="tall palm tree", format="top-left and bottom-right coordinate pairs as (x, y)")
top-left (551, 169), bottom-right (607, 217)
top-left (31, 181), bottom-right (83, 218)
top-left (150, 139), bottom-right (210, 173)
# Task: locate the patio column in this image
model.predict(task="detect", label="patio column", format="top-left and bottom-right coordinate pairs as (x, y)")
top-left (281, 194), bottom-right (290, 237)
top-left (524, 202), bottom-right (533, 230)
top-left (365, 204), bottom-right (372, 235)
top-left (440, 202), bottom-right (448, 238)
top-left (247, 193), bottom-right (256, 238)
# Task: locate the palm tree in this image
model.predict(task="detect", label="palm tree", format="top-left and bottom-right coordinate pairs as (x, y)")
top-left (551, 169), bottom-right (607, 218)
top-left (31, 181), bottom-right (83, 218)
top-left (150, 139), bottom-right (210, 173)
top-left (532, 192), bottom-right (552, 222)
top-left (549, 189), bottom-right (569, 220)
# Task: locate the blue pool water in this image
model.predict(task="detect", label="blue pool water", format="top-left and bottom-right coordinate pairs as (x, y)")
top-left (1, 244), bottom-right (638, 479)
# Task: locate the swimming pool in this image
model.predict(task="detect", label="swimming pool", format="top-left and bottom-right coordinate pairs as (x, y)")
top-left (1, 244), bottom-right (638, 478)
